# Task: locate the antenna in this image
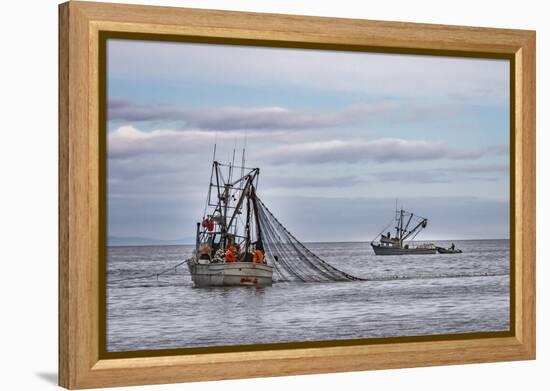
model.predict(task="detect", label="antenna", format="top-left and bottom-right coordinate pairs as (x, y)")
top-left (204, 142), bottom-right (217, 219)
top-left (228, 137), bottom-right (236, 185)
top-left (240, 132), bottom-right (247, 180)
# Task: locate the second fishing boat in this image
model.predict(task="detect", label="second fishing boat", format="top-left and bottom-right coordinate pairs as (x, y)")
top-left (371, 207), bottom-right (436, 255)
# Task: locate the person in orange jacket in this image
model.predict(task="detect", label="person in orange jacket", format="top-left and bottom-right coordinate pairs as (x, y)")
top-left (225, 245), bottom-right (237, 263)
top-left (252, 247), bottom-right (265, 264)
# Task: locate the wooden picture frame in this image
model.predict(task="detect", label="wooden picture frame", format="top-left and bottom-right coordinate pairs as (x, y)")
top-left (59, 1), bottom-right (536, 389)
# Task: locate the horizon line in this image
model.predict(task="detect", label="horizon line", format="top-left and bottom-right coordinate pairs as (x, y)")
top-left (107, 237), bottom-right (510, 248)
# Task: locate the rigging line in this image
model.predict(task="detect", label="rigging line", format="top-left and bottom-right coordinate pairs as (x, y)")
top-left (373, 219), bottom-right (394, 242)
top-left (409, 229), bottom-right (422, 242)
top-left (108, 261), bottom-right (186, 284)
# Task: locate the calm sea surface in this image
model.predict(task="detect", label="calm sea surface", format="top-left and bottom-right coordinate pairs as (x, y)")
top-left (106, 240), bottom-right (509, 352)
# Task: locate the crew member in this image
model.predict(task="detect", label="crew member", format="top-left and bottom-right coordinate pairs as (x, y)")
top-left (201, 217), bottom-right (214, 232)
top-left (253, 247), bottom-right (265, 264)
top-left (225, 245), bottom-right (237, 263)
top-left (199, 245), bottom-right (211, 260)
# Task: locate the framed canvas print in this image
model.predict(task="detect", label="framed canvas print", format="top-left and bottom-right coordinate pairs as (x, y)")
top-left (58, 1), bottom-right (536, 389)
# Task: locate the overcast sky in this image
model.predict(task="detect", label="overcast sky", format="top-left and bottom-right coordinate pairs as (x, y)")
top-left (106, 39), bottom-right (510, 243)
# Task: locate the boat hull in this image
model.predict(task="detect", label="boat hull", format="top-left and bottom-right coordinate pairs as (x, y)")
top-left (371, 243), bottom-right (437, 255)
top-left (186, 260), bottom-right (273, 287)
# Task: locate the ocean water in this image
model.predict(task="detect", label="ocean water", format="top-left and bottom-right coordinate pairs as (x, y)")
top-left (106, 240), bottom-right (510, 352)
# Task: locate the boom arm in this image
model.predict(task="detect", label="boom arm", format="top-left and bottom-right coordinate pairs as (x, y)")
top-left (225, 169), bottom-right (258, 232)
top-left (402, 218), bottom-right (428, 241)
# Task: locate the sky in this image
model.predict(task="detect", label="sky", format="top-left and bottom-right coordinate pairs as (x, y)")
top-left (106, 39), bottom-right (510, 244)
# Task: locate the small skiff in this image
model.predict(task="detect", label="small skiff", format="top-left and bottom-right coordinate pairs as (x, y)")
top-left (436, 246), bottom-right (463, 254)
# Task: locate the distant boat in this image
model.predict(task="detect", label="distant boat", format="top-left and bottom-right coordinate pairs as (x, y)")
top-left (371, 207), bottom-right (436, 255)
top-left (436, 246), bottom-right (463, 254)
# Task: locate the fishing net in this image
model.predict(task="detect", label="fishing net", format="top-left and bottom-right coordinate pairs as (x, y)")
top-left (255, 196), bottom-right (364, 282)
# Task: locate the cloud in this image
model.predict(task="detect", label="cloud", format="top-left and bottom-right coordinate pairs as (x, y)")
top-left (371, 166), bottom-right (507, 184)
top-left (260, 163), bottom-right (509, 189)
top-left (108, 125), bottom-right (233, 158)
top-left (436, 163), bottom-right (509, 173)
top-left (484, 145), bottom-right (509, 156)
top-left (108, 126), bottom-right (508, 169)
top-left (262, 138), bottom-right (505, 165)
top-left (263, 175), bottom-right (363, 189)
top-left (108, 156), bottom-right (193, 181)
top-left (108, 99), bottom-right (395, 130)
top-left (371, 171), bottom-right (448, 184)
top-left (107, 125), bottom-right (313, 159)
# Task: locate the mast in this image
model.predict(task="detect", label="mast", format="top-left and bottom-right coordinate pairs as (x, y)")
top-left (251, 187), bottom-right (262, 249)
top-left (244, 186), bottom-right (252, 255)
top-left (399, 208), bottom-right (404, 247)
top-left (229, 147), bottom-right (236, 184)
top-left (240, 134), bottom-right (246, 185)
top-left (201, 153), bottom-right (261, 252)
top-left (195, 222), bottom-right (200, 253)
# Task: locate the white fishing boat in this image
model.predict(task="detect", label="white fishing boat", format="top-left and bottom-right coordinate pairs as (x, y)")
top-left (186, 153), bottom-right (273, 287)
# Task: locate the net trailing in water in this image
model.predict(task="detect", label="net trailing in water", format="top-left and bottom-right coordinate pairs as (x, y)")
top-left (255, 197), bottom-right (364, 283)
